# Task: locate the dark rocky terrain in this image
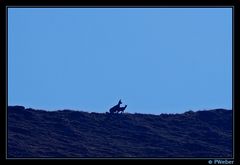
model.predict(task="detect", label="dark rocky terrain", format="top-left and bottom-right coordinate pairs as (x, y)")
top-left (7, 106), bottom-right (233, 158)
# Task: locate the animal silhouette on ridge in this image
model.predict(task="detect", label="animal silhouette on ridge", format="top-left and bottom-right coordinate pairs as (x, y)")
top-left (116, 105), bottom-right (127, 113)
top-left (109, 99), bottom-right (127, 114)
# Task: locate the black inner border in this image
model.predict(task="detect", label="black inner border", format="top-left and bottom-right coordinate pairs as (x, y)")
top-left (0, 0), bottom-right (239, 163)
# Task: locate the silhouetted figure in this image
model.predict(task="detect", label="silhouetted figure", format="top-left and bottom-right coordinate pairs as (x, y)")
top-left (109, 100), bottom-right (122, 114)
top-left (116, 105), bottom-right (127, 113)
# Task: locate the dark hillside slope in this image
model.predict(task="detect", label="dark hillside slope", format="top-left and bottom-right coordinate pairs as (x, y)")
top-left (8, 106), bottom-right (232, 158)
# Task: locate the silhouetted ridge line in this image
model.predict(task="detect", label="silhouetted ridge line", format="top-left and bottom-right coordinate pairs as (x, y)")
top-left (8, 106), bottom-right (232, 158)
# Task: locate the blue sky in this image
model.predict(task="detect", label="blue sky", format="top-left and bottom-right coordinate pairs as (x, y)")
top-left (8, 8), bottom-right (232, 114)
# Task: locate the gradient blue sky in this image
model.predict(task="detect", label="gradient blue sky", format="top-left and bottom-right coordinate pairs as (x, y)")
top-left (8, 8), bottom-right (232, 114)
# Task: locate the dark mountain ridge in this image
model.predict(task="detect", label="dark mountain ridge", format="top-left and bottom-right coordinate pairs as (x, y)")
top-left (7, 106), bottom-right (233, 158)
